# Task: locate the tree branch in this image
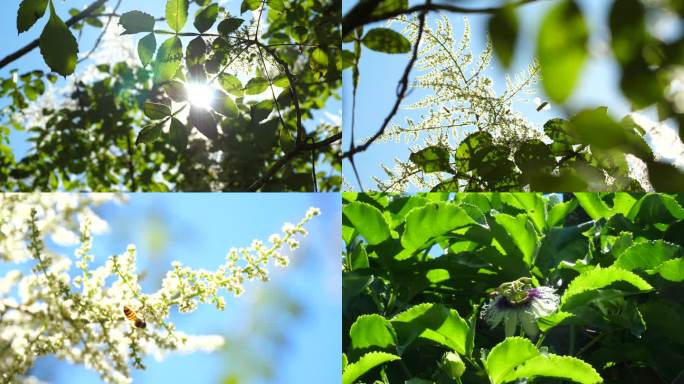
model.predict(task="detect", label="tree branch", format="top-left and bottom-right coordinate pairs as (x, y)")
top-left (0, 0), bottom-right (109, 71)
top-left (341, 1), bottom-right (429, 160)
top-left (342, 0), bottom-right (542, 37)
top-left (247, 133), bottom-right (341, 191)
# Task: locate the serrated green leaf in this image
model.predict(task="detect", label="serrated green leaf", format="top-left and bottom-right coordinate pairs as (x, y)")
top-left (504, 354), bottom-right (602, 384)
top-left (485, 337), bottom-right (540, 384)
top-left (119, 10), bottom-right (155, 34)
top-left (648, 257), bottom-right (684, 282)
top-left (137, 33), bottom-right (156, 67)
top-left (143, 102), bottom-right (171, 120)
top-left (349, 314), bottom-right (397, 350)
top-left (155, 36), bottom-right (183, 82)
top-left (17, 0), bottom-right (48, 33)
top-left (39, 3), bottom-right (78, 76)
top-left (343, 201), bottom-right (391, 245)
top-left (342, 352), bottom-right (400, 384)
top-left (615, 240), bottom-right (681, 271)
top-left (401, 202), bottom-right (475, 252)
top-left (193, 3), bottom-right (218, 33)
top-left (166, 0), bottom-right (189, 32)
top-left (362, 28), bottom-right (411, 54)
top-left (561, 266), bottom-right (653, 310)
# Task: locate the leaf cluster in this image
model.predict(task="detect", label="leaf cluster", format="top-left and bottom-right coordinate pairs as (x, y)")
top-left (342, 192), bottom-right (684, 383)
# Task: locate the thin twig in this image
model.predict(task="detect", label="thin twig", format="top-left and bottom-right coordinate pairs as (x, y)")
top-left (247, 133), bottom-right (341, 191)
top-left (342, 1), bottom-right (429, 160)
top-left (78, 0), bottom-right (122, 64)
top-left (342, 0), bottom-right (542, 37)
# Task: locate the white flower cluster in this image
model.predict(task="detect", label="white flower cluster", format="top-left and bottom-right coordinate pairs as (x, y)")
top-left (372, 15), bottom-right (543, 192)
top-left (0, 194), bottom-right (320, 384)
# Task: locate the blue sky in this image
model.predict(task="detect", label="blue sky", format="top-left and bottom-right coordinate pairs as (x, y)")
top-left (0, 0), bottom-right (341, 177)
top-left (342, 0), bottom-right (644, 190)
top-left (1, 193), bottom-right (341, 383)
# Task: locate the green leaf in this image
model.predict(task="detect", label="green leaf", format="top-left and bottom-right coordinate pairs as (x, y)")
top-left (310, 48), bottom-right (329, 70)
top-left (342, 352), bottom-right (400, 384)
top-left (155, 36), bottom-right (183, 82)
top-left (169, 117), bottom-right (189, 151)
top-left (212, 91), bottom-right (238, 118)
top-left (371, 0), bottom-right (408, 16)
top-left (575, 193), bottom-right (612, 219)
top-left (504, 354), bottom-right (602, 384)
top-left (166, 0), bottom-right (189, 32)
top-left (610, 0), bottom-right (647, 64)
top-left (537, 0), bottom-right (588, 103)
top-left (143, 102), bottom-right (171, 120)
top-left (561, 266), bottom-right (653, 310)
top-left (193, 3), bottom-right (219, 33)
top-left (362, 28), bottom-right (411, 54)
top-left (136, 123), bottom-right (163, 144)
top-left (244, 77), bottom-right (269, 95)
top-left (503, 193), bottom-right (547, 232)
top-left (218, 74), bottom-right (243, 96)
top-left (485, 337), bottom-right (540, 384)
top-left (137, 33), bottom-right (156, 67)
top-left (489, 5), bottom-right (518, 68)
top-left (492, 214), bottom-right (538, 265)
top-left (163, 80), bottom-right (187, 102)
top-left (401, 203), bottom-right (475, 252)
top-left (342, 202), bottom-right (391, 245)
top-left (649, 258), bottom-right (684, 282)
top-left (218, 17), bottom-right (244, 35)
top-left (513, 140), bottom-right (556, 180)
top-left (188, 106), bottom-right (218, 140)
top-left (615, 240), bottom-right (682, 271)
top-left (17, 0), bottom-right (48, 33)
top-left (251, 99), bottom-right (273, 123)
top-left (39, 2), bottom-right (78, 76)
top-left (349, 314), bottom-right (397, 350)
top-left (119, 10), bottom-right (155, 34)
top-left (410, 146), bottom-right (452, 173)
top-left (391, 303), bottom-right (470, 355)
top-left (240, 0), bottom-right (261, 13)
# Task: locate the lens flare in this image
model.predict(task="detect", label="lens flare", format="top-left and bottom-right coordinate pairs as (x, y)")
top-left (185, 82), bottom-right (215, 110)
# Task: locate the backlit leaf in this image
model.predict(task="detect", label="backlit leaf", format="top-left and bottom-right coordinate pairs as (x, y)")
top-left (537, 0), bottom-right (588, 102)
top-left (39, 2), bottom-right (78, 76)
top-left (166, 0), bottom-right (189, 32)
top-left (17, 0), bottom-right (48, 33)
top-left (362, 28), bottom-right (411, 54)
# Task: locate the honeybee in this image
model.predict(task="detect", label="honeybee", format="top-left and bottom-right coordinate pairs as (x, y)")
top-left (123, 305), bottom-right (146, 329)
top-left (533, 97), bottom-right (551, 112)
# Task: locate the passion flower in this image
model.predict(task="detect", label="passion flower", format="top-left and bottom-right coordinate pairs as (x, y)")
top-left (481, 277), bottom-right (559, 338)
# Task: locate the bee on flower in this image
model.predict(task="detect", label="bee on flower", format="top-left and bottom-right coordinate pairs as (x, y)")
top-left (480, 277), bottom-right (559, 338)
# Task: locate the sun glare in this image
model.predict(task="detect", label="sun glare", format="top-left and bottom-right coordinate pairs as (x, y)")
top-left (185, 82), bottom-right (215, 110)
